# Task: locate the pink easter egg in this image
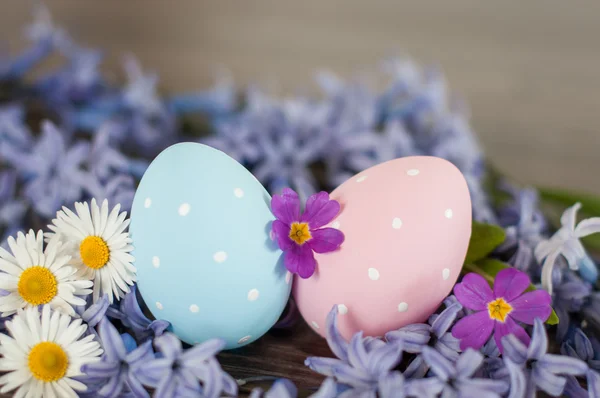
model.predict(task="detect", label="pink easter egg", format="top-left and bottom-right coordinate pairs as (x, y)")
top-left (293, 156), bottom-right (472, 339)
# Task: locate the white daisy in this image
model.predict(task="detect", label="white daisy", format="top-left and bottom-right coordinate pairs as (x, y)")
top-left (46, 199), bottom-right (136, 303)
top-left (0, 230), bottom-right (92, 317)
top-left (0, 305), bottom-right (103, 398)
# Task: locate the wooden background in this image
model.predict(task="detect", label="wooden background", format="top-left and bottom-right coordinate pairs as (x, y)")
top-left (2, 1), bottom-right (600, 194)
top-left (1, 1), bottom-right (600, 394)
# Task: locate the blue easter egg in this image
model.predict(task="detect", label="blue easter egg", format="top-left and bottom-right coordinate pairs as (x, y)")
top-left (129, 143), bottom-right (291, 349)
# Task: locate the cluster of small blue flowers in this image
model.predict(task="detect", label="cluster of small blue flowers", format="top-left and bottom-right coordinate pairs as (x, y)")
top-left (1, 5), bottom-right (599, 398)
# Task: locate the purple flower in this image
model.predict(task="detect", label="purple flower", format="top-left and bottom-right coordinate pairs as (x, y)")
top-left (37, 44), bottom-right (104, 105)
top-left (535, 203), bottom-right (600, 292)
top-left (0, 104), bottom-right (32, 149)
top-left (122, 55), bottom-right (164, 117)
top-left (564, 371), bottom-right (600, 398)
top-left (496, 187), bottom-right (547, 271)
top-left (81, 319), bottom-right (154, 398)
top-left (136, 333), bottom-right (237, 398)
top-left (466, 174), bottom-right (499, 224)
top-left (372, 120), bottom-right (421, 163)
top-left (386, 302), bottom-right (463, 378)
top-left (2, 121), bottom-right (94, 217)
top-left (88, 125), bottom-right (129, 180)
top-left (561, 328), bottom-right (600, 372)
top-left (250, 379), bottom-right (297, 398)
top-left (452, 268), bottom-right (552, 353)
top-left (553, 270), bottom-right (592, 341)
top-left (25, 4), bottom-right (71, 50)
top-left (415, 347), bottom-right (509, 398)
top-left (248, 94), bottom-right (329, 197)
top-left (107, 284), bottom-right (169, 341)
top-left (271, 188), bottom-right (344, 278)
top-left (315, 72), bottom-right (382, 187)
top-left (501, 318), bottom-right (589, 397)
top-left (583, 292), bottom-right (600, 334)
top-left (305, 306), bottom-right (413, 397)
top-left (90, 174), bottom-right (136, 212)
top-left (0, 171), bottom-right (27, 244)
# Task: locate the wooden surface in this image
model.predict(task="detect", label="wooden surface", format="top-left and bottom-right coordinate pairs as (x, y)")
top-left (1, 2), bottom-right (600, 394)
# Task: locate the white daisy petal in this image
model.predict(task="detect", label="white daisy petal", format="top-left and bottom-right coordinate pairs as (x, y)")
top-left (0, 307), bottom-right (101, 396)
top-left (0, 230), bottom-right (91, 316)
top-left (0, 369), bottom-right (30, 394)
top-left (55, 379), bottom-right (79, 398)
top-left (48, 309), bottom-right (60, 342)
top-left (48, 200), bottom-right (135, 304)
top-left (29, 379), bottom-right (44, 398)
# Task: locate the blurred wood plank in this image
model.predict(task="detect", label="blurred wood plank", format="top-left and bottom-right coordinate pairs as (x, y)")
top-left (1, 0), bottom-right (599, 195)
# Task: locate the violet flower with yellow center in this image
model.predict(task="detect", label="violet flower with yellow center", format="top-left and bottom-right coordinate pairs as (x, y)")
top-left (271, 188), bottom-right (344, 278)
top-left (451, 268), bottom-right (552, 353)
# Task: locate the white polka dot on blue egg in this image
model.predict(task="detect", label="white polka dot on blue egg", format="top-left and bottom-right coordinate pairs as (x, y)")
top-left (129, 143), bottom-right (291, 349)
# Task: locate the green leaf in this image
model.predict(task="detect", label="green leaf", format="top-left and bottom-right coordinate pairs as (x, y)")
top-left (546, 308), bottom-right (559, 325)
top-left (463, 259), bottom-right (559, 325)
top-left (538, 187), bottom-right (600, 217)
top-left (464, 222), bottom-right (506, 264)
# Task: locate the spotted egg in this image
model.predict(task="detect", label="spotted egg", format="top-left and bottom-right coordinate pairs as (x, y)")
top-left (129, 143), bottom-right (291, 349)
top-left (294, 156), bottom-right (472, 339)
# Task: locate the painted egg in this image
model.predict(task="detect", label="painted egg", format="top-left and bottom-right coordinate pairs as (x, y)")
top-left (129, 143), bottom-right (291, 349)
top-left (294, 156), bottom-right (472, 339)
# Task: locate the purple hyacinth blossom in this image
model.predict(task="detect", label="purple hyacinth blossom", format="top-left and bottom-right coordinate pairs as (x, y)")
top-left (204, 116), bottom-right (263, 165)
top-left (561, 328), bottom-right (600, 372)
top-left (386, 302), bottom-right (463, 378)
top-left (316, 72), bottom-right (383, 188)
top-left (305, 306), bottom-right (415, 397)
top-left (88, 125), bottom-right (129, 180)
top-left (430, 112), bottom-right (484, 178)
top-left (81, 294), bottom-right (110, 328)
top-left (249, 379), bottom-right (297, 398)
top-left (122, 55), bottom-right (164, 117)
top-left (0, 104), bottom-right (32, 149)
top-left (583, 292), bottom-right (600, 334)
top-left (90, 174), bottom-right (136, 212)
top-left (0, 171), bottom-right (27, 244)
top-left (496, 187), bottom-right (547, 271)
top-left (310, 378), bottom-right (338, 398)
top-left (2, 121), bottom-right (94, 217)
top-left (136, 333), bottom-right (237, 398)
top-left (465, 174), bottom-right (498, 224)
top-left (501, 318), bottom-right (589, 397)
top-left (81, 319), bottom-right (154, 398)
top-left (452, 268), bottom-right (552, 353)
top-left (553, 270), bottom-right (592, 341)
top-left (564, 370), bottom-right (600, 398)
top-left (535, 203), bottom-right (600, 292)
top-left (416, 347), bottom-right (509, 398)
top-left (38, 44), bottom-right (104, 104)
top-left (25, 4), bottom-right (71, 50)
top-left (372, 120), bottom-right (421, 163)
top-left (249, 95), bottom-right (329, 197)
top-left (107, 284), bottom-right (169, 341)
top-left (271, 188), bottom-right (344, 278)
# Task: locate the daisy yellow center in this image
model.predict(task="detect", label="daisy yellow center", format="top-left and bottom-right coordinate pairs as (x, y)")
top-left (17, 267), bottom-right (58, 305)
top-left (289, 222), bottom-right (312, 245)
top-left (28, 342), bottom-right (68, 382)
top-left (487, 298), bottom-right (513, 322)
top-left (80, 236), bottom-right (110, 270)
